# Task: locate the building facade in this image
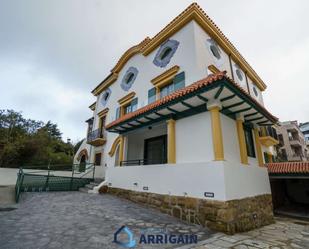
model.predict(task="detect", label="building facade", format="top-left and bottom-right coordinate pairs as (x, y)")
top-left (74, 3), bottom-right (279, 233)
top-left (276, 121), bottom-right (308, 162)
top-left (300, 122), bottom-right (309, 159)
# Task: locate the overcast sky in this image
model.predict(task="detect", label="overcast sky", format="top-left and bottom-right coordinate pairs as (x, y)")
top-left (1, 0), bottom-right (309, 142)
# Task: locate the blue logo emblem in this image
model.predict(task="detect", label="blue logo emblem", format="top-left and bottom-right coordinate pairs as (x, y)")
top-left (114, 226), bottom-right (136, 248)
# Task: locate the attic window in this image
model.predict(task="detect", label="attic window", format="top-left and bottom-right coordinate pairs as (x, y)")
top-left (210, 45), bottom-right (221, 60)
top-left (236, 69), bottom-right (243, 81)
top-left (121, 67), bottom-right (138, 91)
top-left (253, 86), bottom-right (258, 97)
top-left (101, 88), bottom-right (111, 106)
top-left (153, 39), bottom-right (179, 68)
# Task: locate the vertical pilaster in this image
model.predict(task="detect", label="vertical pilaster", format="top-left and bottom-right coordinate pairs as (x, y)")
top-left (119, 135), bottom-right (124, 166)
top-left (236, 117), bottom-right (248, 164)
top-left (209, 106), bottom-right (224, 161)
top-left (254, 128), bottom-right (264, 167)
top-left (167, 119), bottom-right (176, 164)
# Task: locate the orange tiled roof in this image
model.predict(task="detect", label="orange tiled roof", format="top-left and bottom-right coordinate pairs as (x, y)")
top-left (267, 162), bottom-right (309, 174)
top-left (106, 72), bottom-right (278, 130)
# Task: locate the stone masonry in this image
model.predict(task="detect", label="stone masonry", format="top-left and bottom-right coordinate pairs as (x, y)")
top-left (103, 187), bottom-right (274, 235)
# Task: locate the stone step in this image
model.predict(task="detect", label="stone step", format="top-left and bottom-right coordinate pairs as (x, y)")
top-left (0, 186), bottom-right (16, 204)
top-left (84, 184), bottom-right (97, 190)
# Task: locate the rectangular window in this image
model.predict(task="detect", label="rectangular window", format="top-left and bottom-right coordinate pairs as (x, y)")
top-left (95, 153), bottom-right (102, 166)
top-left (123, 98), bottom-right (138, 115)
top-left (148, 87), bottom-right (156, 104)
top-left (244, 125), bottom-right (256, 158)
top-left (159, 71), bottom-right (185, 99)
top-left (115, 107), bottom-right (121, 120)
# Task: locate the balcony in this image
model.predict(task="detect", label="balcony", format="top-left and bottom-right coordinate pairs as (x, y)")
top-left (289, 137), bottom-right (302, 148)
top-left (87, 128), bottom-right (106, 146)
top-left (259, 126), bottom-right (279, 147)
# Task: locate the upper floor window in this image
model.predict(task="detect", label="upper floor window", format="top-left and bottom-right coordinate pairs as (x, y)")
top-left (153, 39), bottom-right (179, 68)
top-left (115, 97), bottom-right (138, 120)
top-left (121, 67), bottom-right (138, 91)
top-left (253, 86), bottom-right (259, 97)
top-left (101, 88), bottom-right (111, 107)
top-left (206, 38), bottom-right (224, 66)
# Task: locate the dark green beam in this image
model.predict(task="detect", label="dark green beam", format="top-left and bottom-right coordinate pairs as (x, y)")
top-left (214, 85), bottom-right (225, 99)
top-left (222, 101), bottom-right (245, 110)
top-left (197, 95), bottom-right (208, 102)
top-left (220, 94), bottom-right (236, 102)
top-left (246, 116), bottom-right (264, 122)
top-left (244, 112), bottom-right (259, 118)
top-left (167, 107), bottom-right (180, 114)
top-left (181, 101), bottom-right (195, 109)
top-left (229, 107), bottom-right (252, 115)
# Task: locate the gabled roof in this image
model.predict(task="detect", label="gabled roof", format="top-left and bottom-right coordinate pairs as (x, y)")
top-left (92, 2), bottom-right (267, 96)
top-left (106, 72), bottom-right (277, 132)
top-left (267, 162), bottom-right (309, 174)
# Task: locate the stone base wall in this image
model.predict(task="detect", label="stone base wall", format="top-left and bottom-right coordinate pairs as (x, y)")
top-left (104, 187), bottom-right (274, 234)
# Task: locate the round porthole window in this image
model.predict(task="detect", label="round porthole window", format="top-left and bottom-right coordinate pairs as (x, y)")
top-left (121, 67), bottom-right (138, 91)
top-left (253, 86), bottom-right (258, 97)
top-left (206, 38), bottom-right (224, 66)
top-left (153, 39), bottom-right (179, 68)
top-left (101, 88), bottom-right (111, 107)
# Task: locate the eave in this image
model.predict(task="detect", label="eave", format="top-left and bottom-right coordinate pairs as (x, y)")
top-left (106, 72), bottom-right (277, 134)
top-left (259, 136), bottom-right (279, 147)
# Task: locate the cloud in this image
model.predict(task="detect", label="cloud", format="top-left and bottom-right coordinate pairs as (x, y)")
top-left (0, 0), bottom-right (309, 140)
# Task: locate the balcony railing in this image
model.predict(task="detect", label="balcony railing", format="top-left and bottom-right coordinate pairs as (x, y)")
top-left (120, 158), bottom-right (167, 166)
top-left (259, 126), bottom-right (278, 147)
top-left (87, 128), bottom-right (106, 146)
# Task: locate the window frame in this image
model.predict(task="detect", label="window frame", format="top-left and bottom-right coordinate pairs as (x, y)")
top-left (244, 125), bottom-right (256, 158)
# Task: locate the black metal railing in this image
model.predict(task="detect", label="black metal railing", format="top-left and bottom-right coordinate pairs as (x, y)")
top-left (120, 158), bottom-right (167, 166)
top-left (259, 126), bottom-right (278, 140)
top-left (87, 128), bottom-right (105, 143)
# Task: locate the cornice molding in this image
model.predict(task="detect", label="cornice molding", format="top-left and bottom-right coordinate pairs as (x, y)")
top-left (97, 108), bottom-right (109, 118)
top-left (92, 73), bottom-right (118, 96)
top-left (118, 92), bottom-right (136, 106)
top-left (89, 102), bottom-right (96, 111)
top-left (151, 65), bottom-right (180, 88)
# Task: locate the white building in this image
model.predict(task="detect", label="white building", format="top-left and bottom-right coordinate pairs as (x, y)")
top-left (75, 3), bottom-right (279, 234)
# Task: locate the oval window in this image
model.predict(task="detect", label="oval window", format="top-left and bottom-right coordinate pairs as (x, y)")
top-left (103, 91), bottom-right (110, 101)
top-left (160, 47), bottom-right (173, 60)
top-left (101, 88), bottom-right (111, 106)
top-left (210, 45), bottom-right (221, 60)
top-left (253, 86), bottom-right (258, 97)
top-left (125, 72), bottom-right (135, 84)
top-left (236, 69), bottom-right (243, 81)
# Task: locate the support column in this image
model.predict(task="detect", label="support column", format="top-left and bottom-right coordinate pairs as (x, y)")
top-left (236, 116), bottom-right (248, 164)
top-left (208, 105), bottom-right (224, 161)
top-left (119, 135), bottom-right (124, 166)
top-left (254, 127), bottom-right (264, 167)
top-left (167, 119), bottom-right (176, 164)
top-left (267, 153), bottom-right (273, 163)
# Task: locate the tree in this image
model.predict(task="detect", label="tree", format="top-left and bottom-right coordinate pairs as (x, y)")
top-left (0, 110), bottom-right (74, 168)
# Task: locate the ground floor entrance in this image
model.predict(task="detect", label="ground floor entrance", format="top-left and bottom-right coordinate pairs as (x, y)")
top-left (144, 135), bottom-right (167, 165)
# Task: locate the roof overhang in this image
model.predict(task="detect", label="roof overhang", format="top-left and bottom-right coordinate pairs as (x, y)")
top-left (267, 162), bottom-right (309, 179)
top-left (106, 73), bottom-right (277, 134)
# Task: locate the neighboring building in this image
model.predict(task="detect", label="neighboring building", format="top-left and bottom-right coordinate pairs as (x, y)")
top-left (300, 122), bottom-right (309, 158)
top-left (276, 121), bottom-right (308, 162)
top-left (75, 3), bottom-right (279, 233)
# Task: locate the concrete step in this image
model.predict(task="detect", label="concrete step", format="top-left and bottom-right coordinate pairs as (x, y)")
top-left (84, 184), bottom-right (97, 190)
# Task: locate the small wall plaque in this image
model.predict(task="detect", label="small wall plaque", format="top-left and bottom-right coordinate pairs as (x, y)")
top-left (204, 192), bottom-right (214, 198)
top-left (143, 186), bottom-right (149, 191)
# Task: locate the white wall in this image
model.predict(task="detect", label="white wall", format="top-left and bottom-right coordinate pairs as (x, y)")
top-left (106, 161), bottom-right (271, 201)
top-left (176, 112), bottom-right (213, 163)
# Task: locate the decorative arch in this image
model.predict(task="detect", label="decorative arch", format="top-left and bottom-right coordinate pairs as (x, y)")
top-left (108, 136), bottom-right (122, 157)
top-left (77, 149), bottom-right (89, 161)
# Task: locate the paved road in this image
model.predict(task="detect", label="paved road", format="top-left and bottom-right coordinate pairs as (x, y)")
top-left (0, 192), bottom-right (214, 249)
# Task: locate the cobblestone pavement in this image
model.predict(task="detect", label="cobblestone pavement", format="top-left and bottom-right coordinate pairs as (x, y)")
top-left (0, 192), bottom-right (213, 249)
top-left (188, 217), bottom-right (309, 249)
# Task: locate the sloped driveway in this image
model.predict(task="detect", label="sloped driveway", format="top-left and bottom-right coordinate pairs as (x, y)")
top-left (0, 192), bottom-right (214, 249)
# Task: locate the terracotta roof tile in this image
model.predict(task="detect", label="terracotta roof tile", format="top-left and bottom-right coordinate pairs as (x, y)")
top-left (267, 162), bottom-right (309, 174)
top-left (106, 72), bottom-right (278, 130)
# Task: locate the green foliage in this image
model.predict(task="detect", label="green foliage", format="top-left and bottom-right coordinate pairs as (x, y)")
top-left (0, 110), bottom-right (75, 168)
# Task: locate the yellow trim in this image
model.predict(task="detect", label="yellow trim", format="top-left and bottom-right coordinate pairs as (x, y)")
top-left (118, 92), bottom-right (136, 106)
top-left (254, 128), bottom-right (264, 167)
top-left (209, 106), bottom-right (224, 161)
top-left (208, 65), bottom-right (220, 74)
top-left (92, 73), bottom-right (118, 96)
top-left (118, 135), bottom-right (124, 165)
top-left (108, 136), bottom-right (122, 157)
top-left (97, 108), bottom-right (109, 118)
top-left (259, 136), bottom-right (279, 147)
top-left (141, 3), bottom-right (266, 91)
top-left (151, 66), bottom-right (180, 88)
top-left (267, 152), bottom-right (273, 163)
top-left (91, 3), bottom-right (266, 97)
top-left (236, 118), bottom-right (248, 164)
top-left (167, 119), bottom-right (176, 164)
top-left (89, 102), bottom-right (96, 111)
